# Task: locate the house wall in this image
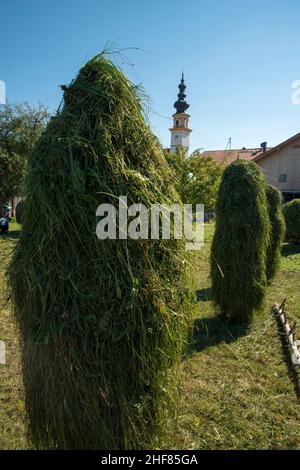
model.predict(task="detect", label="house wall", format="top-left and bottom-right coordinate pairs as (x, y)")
top-left (256, 136), bottom-right (300, 192)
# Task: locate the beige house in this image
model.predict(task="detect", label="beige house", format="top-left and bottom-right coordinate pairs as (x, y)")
top-left (253, 132), bottom-right (300, 200)
top-left (201, 133), bottom-right (300, 201)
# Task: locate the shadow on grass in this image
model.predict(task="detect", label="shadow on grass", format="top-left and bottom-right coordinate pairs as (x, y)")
top-left (281, 243), bottom-right (300, 257)
top-left (0, 230), bottom-right (21, 240)
top-left (187, 314), bottom-right (250, 356)
top-left (196, 288), bottom-right (212, 302)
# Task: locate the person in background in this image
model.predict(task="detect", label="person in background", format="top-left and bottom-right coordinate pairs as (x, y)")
top-left (0, 214), bottom-right (9, 234)
top-left (2, 204), bottom-right (12, 220)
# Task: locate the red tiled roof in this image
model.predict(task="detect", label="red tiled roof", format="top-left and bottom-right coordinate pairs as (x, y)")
top-left (200, 148), bottom-right (265, 165)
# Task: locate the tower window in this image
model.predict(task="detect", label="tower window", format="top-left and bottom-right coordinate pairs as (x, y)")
top-left (175, 120), bottom-right (179, 127)
top-left (175, 135), bottom-right (178, 139)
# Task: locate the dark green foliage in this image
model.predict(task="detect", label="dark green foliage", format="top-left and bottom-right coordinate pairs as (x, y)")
top-left (0, 103), bottom-right (49, 205)
top-left (282, 199), bottom-right (300, 244)
top-left (182, 153), bottom-right (223, 212)
top-left (165, 149), bottom-right (223, 212)
top-left (210, 160), bottom-right (270, 324)
top-left (0, 150), bottom-right (26, 207)
top-left (266, 185), bottom-right (285, 282)
top-left (15, 200), bottom-right (25, 224)
top-left (165, 147), bottom-right (187, 198)
top-left (8, 55), bottom-right (188, 449)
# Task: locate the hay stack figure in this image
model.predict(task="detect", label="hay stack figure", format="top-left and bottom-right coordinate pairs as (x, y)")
top-left (211, 160), bottom-right (270, 324)
top-left (282, 199), bottom-right (300, 244)
top-left (266, 185), bottom-right (285, 282)
top-left (8, 55), bottom-right (188, 449)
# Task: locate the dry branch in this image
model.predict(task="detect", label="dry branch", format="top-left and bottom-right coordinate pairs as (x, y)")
top-left (273, 300), bottom-right (300, 366)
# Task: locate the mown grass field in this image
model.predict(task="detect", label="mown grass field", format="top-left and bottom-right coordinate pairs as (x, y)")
top-left (0, 222), bottom-right (300, 449)
top-left (0, 221), bottom-right (27, 450)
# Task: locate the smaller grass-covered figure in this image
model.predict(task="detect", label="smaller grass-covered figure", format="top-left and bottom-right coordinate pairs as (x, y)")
top-left (211, 160), bottom-right (270, 324)
top-left (282, 199), bottom-right (300, 245)
top-left (266, 185), bottom-right (285, 282)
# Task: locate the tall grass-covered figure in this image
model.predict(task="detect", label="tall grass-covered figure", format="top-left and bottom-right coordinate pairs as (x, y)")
top-left (282, 199), bottom-right (300, 244)
top-left (8, 55), bottom-right (188, 449)
top-left (211, 160), bottom-right (270, 324)
top-left (266, 185), bottom-right (285, 282)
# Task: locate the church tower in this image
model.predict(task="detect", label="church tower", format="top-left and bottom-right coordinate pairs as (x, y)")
top-left (170, 73), bottom-right (192, 154)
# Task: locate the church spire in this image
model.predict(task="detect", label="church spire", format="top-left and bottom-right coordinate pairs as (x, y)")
top-left (174, 73), bottom-right (190, 114)
top-left (169, 73), bottom-right (192, 154)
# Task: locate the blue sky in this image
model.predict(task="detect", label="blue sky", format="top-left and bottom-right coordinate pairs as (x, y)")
top-left (1, 0), bottom-right (299, 152)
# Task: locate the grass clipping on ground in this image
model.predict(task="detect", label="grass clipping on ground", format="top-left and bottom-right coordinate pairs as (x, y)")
top-left (8, 54), bottom-right (189, 450)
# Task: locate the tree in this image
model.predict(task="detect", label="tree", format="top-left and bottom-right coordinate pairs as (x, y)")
top-left (0, 150), bottom-right (26, 207)
top-left (183, 150), bottom-right (224, 212)
top-left (0, 102), bottom-right (49, 206)
top-left (164, 147), bottom-right (188, 198)
top-left (165, 148), bottom-right (223, 211)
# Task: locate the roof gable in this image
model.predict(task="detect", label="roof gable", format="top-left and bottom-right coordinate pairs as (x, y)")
top-left (254, 132), bottom-right (300, 162)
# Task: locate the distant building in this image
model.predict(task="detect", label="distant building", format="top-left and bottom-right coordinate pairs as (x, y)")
top-left (253, 132), bottom-right (300, 201)
top-left (201, 134), bottom-right (300, 201)
top-left (169, 74), bottom-right (192, 153)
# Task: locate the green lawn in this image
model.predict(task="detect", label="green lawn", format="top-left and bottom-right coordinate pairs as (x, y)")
top-left (1, 222), bottom-right (300, 449)
top-left (0, 221), bottom-right (27, 450)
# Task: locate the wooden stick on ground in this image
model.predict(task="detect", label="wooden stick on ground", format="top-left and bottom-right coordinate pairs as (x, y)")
top-left (273, 300), bottom-right (300, 367)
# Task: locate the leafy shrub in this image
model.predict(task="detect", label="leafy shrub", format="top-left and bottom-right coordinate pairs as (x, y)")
top-left (282, 199), bottom-right (300, 244)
